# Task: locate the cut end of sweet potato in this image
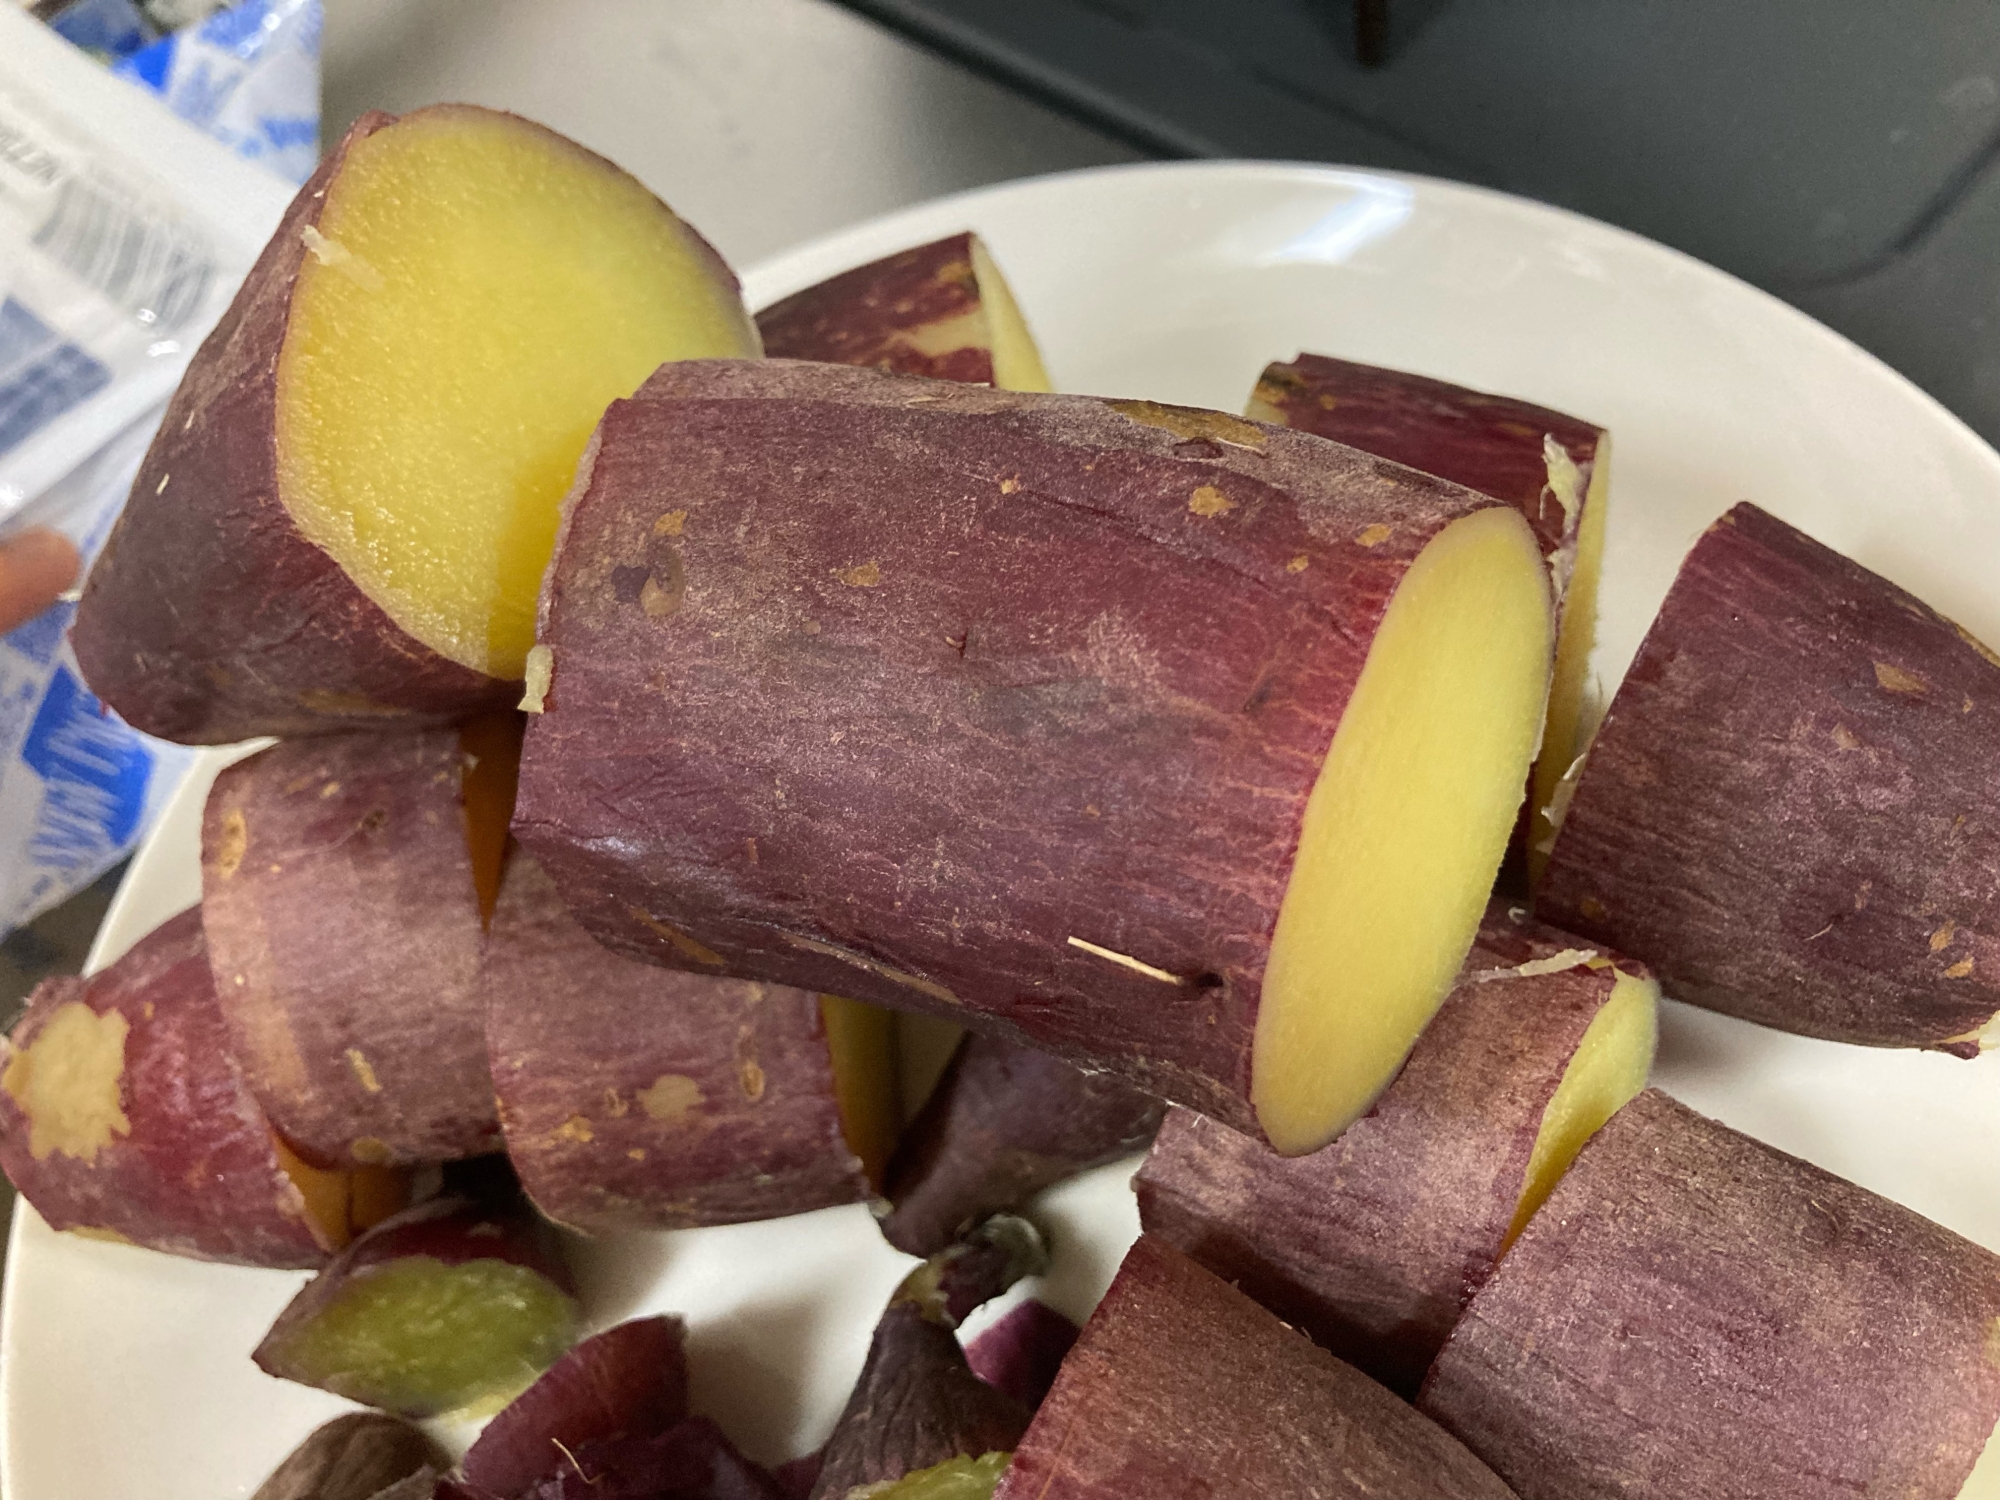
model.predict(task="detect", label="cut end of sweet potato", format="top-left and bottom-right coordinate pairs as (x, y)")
top-left (460, 710), bottom-right (526, 927)
top-left (1528, 434), bottom-right (1611, 883)
top-left (1255, 505), bottom-right (1553, 1155)
top-left (870, 1452), bottom-right (1012, 1499)
top-left (1959, 1419), bottom-right (2000, 1500)
top-left (1505, 965), bottom-right (1656, 1246)
top-left (276, 105), bottom-right (758, 682)
top-left (820, 994), bottom-right (901, 1192)
top-left (272, 1134), bottom-right (413, 1252)
top-left (1, 1001), bottom-right (131, 1165)
top-left (260, 1254), bottom-right (579, 1417)
top-left (969, 238), bottom-right (1049, 393)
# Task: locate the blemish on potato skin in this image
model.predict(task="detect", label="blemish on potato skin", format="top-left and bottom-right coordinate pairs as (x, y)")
top-left (1109, 399), bottom-right (1267, 451)
top-left (350, 1137), bottom-right (391, 1165)
top-left (214, 809), bottom-right (248, 879)
top-left (627, 1148), bottom-right (647, 1161)
top-left (551, 1115), bottom-right (595, 1145)
top-left (1188, 486), bottom-right (1235, 518)
top-left (4, 1003), bottom-right (132, 1163)
top-left (1931, 921), bottom-right (1959, 952)
top-left (739, 1058), bottom-right (767, 1101)
top-left (1832, 725), bottom-right (1862, 751)
top-left (1874, 661), bottom-right (1929, 695)
top-left (639, 1073), bottom-right (704, 1122)
top-left (1287, 555), bottom-right (1310, 573)
top-left (1579, 896), bottom-right (1609, 922)
top-left (999, 477), bottom-right (1021, 494)
top-left (653, 510), bottom-right (688, 537)
top-left (627, 907), bottom-right (726, 967)
top-left (836, 561), bottom-right (882, 587)
top-left (1356, 523), bottom-right (1392, 548)
top-left (345, 1049), bottom-right (383, 1094)
top-left (1947, 958), bottom-right (1977, 979)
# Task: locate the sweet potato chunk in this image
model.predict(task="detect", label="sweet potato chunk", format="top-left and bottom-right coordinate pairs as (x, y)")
top-left (255, 1191), bottom-right (579, 1418)
top-left (1249, 353), bottom-right (1608, 876)
top-left (72, 104), bottom-right (758, 742)
top-left (516, 360), bottom-right (1554, 1154)
top-left (756, 232), bottom-right (1050, 390)
top-left (1137, 902), bottom-right (1655, 1393)
top-left (202, 729), bottom-right (498, 1166)
top-left (880, 1033), bottom-right (1163, 1257)
top-left (250, 1413), bottom-right (445, 1500)
top-left (1419, 1089), bottom-right (2000, 1500)
top-left (1539, 502), bottom-right (2000, 1050)
top-left (993, 1234), bottom-right (1515, 1500)
top-left (0, 908), bottom-right (406, 1267)
top-left (484, 854), bottom-right (893, 1231)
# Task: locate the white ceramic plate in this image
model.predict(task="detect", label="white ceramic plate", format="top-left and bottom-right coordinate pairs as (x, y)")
top-left (9, 159), bottom-right (2000, 1500)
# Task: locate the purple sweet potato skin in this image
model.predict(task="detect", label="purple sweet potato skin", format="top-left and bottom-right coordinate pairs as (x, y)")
top-left (881, 1034), bottom-right (1163, 1257)
top-left (994, 1235), bottom-right (1516, 1500)
top-left (1538, 502), bottom-right (2000, 1049)
top-left (484, 855), bottom-right (870, 1232)
top-left (1134, 902), bottom-right (1643, 1395)
top-left (0, 908), bottom-right (329, 1267)
top-left (202, 730), bottom-right (496, 1166)
top-left (528, 1418), bottom-right (786, 1500)
top-left (460, 1315), bottom-right (688, 1497)
top-left (251, 1412), bottom-right (446, 1500)
top-left (756, 233), bottom-right (994, 384)
top-left (964, 1299), bottom-right (1080, 1412)
top-left (1248, 353), bottom-right (1601, 557)
top-left (69, 110), bottom-right (510, 743)
top-left (1420, 1088), bottom-right (2000, 1500)
top-left (809, 1304), bottom-right (1031, 1500)
top-left (515, 359), bottom-right (1535, 1137)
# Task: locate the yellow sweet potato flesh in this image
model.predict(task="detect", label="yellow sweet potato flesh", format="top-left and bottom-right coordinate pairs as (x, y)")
top-left (276, 107), bottom-right (759, 680)
top-left (1255, 506), bottom-right (1553, 1155)
top-left (821, 995), bottom-right (902, 1192)
top-left (971, 238), bottom-right (1051, 393)
top-left (1530, 435), bottom-right (1611, 881)
top-left (1506, 965), bottom-right (1658, 1246)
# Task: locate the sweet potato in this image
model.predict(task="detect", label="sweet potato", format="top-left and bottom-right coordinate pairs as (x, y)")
top-left (809, 1218), bottom-right (1045, 1500)
top-left (756, 233), bottom-right (1050, 391)
top-left (1418, 1089), bottom-right (2000, 1500)
top-left (515, 359), bottom-right (1555, 1155)
top-left (459, 1315), bottom-right (688, 1497)
top-left (1249, 354), bottom-right (1608, 876)
top-left (880, 1033), bottom-right (1162, 1257)
top-left (520, 1418), bottom-right (786, 1500)
top-left (992, 1234), bottom-right (1515, 1500)
top-left (1538, 502), bottom-right (2000, 1051)
top-left (0, 907), bottom-right (406, 1266)
top-left (202, 728), bottom-right (501, 1166)
top-left (1134, 901), bottom-right (1656, 1393)
top-left (254, 1191), bottom-right (579, 1417)
top-left (963, 1300), bottom-right (1080, 1413)
top-left (251, 1413), bottom-right (446, 1500)
top-left (484, 854), bottom-right (893, 1232)
top-left (71, 104), bottom-right (758, 743)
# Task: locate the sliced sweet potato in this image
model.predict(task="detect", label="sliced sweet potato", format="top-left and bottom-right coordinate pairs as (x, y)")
top-left (254, 1191), bottom-right (579, 1418)
top-left (459, 1315), bottom-right (687, 1497)
top-left (809, 1218), bottom-right (1045, 1500)
top-left (71, 104), bottom-right (758, 743)
top-left (1134, 901), bottom-right (1656, 1394)
top-left (1538, 501), bottom-right (2000, 1051)
top-left (993, 1234), bottom-right (1515, 1500)
top-left (1418, 1089), bottom-right (2000, 1500)
top-left (880, 1033), bottom-right (1163, 1257)
top-left (202, 728), bottom-right (501, 1166)
top-left (515, 360), bottom-right (1554, 1155)
top-left (251, 1413), bottom-right (446, 1500)
top-left (756, 232), bottom-right (1050, 391)
top-left (963, 1300), bottom-right (1080, 1414)
top-left (0, 908), bottom-right (407, 1267)
top-left (484, 854), bottom-right (892, 1231)
top-left (1249, 353), bottom-right (1608, 877)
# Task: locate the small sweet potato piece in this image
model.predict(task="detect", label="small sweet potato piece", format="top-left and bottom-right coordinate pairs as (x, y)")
top-left (880, 1033), bottom-right (1162, 1257)
top-left (809, 1219), bottom-right (1045, 1500)
top-left (516, 359), bottom-right (1555, 1154)
top-left (484, 854), bottom-right (892, 1231)
top-left (254, 1192), bottom-right (579, 1417)
top-left (1538, 501), bottom-right (2000, 1051)
top-left (993, 1234), bottom-right (1515, 1500)
top-left (251, 1413), bottom-right (446, 1500)
top-left (459, 1315), bottom-right (688, 1496)
top-left (71, 105), bottom-right (758, 743)
top-left (1418, 1089), bottom-right (2000, 1500)
top-left (756, 232), bottom-right (1050, 392)
top-left (963, 1300), bottom-right (1080, 1413)
top-left (1248, 354), bottom-right (1608, 875)
top-left (202, 729), bottom-right (498, 1166)
top-left (1135, 902), bottom-right (1656, 1393)
top-left (0, 908), bottom-right (406, 1266)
